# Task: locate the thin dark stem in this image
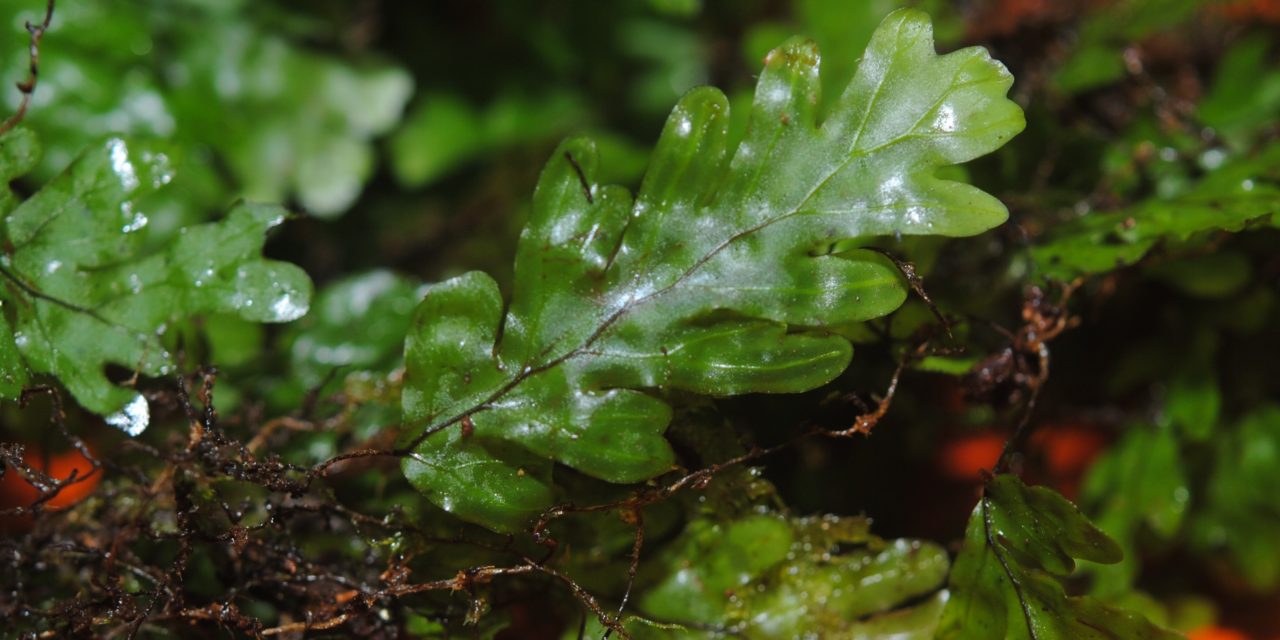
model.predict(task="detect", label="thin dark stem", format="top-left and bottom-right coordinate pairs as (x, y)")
top-left (0, 0), bottom-right (55, 136)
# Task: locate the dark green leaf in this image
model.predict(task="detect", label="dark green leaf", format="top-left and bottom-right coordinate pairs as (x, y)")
top-left (1080, 426), bottom-right (1189, 596)
top-left (1198, 36), bottom-right (1280, 149)
top-left (400, 8), bottom-right (1024, 531)
top-left (1032, 146), bottom-right (1280, 280)
top-left (938, 475), bottom-right (1179, 639)
top-left (1190, 406), bottom-right (1280, 590)
top-left (1146, 251), bottom-right (1251, 299)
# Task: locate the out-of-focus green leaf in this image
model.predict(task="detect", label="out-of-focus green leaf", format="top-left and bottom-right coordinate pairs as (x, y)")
top-left (640, 515), bottom-right (796, 624)
top-left (1099, 119), bottom-right (1200, 200)
top-left (1052, 0), bottom-right (1205, 93)
top-left (1198, 36), bottom-right (1280, 150)
top-left (0, 0), bottom-right (412, 220)
top-left (938, 475), bottom-right (1179, 639)
top-left (1164, 370), bottom-right (1221, 441)
top-left (1080, 426), bottom-right (1189, 596)
top-left (201, 315), bottom-right (264, 369)
top-left (0, 130), bottom-right (312, 431)
top-left (1190, 406), bottom-right (1280, 590)
top-left (389, 92), bottom-right (583, 188)
top-left (578, 513), bottom-right (947, 638)
top-left (1146, 251), bottom-right (1252, 299)
top-left (1054, 43), bottom-right (1128, 94)
top-left (646, 0), bottom-right (702, 18)
top-left (0, 126), bottom-right (39, 212)
top-left (618, 18), bottom-right (708, 117)
top-left (915, 354), bottom-right (980, 375)
top-left (1032, 146), bottom-right (1280, 280)
top-left (287, 270), bottom-right (424, 388)
top-left (399, 9), bottom-right (1025, 532)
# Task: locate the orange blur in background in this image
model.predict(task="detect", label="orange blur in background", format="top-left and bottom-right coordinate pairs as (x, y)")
top-left (0, 446), bottom-right (101, 531)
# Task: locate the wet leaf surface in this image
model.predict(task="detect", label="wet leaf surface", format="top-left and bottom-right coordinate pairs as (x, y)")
top-left (400, 9), bottom-right (1025, 531)
top-left (0, 128), bottom-right (312, 431)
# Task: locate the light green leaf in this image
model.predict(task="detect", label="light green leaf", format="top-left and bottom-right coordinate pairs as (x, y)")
top-left (938, 475), bottom-right (1179, 639)
top-left (0, 126), bottom-right (40, 214)
top-left (400, 9), bottom-right (1023, 532)
top-left (0, 132), bottom-right (312, 430)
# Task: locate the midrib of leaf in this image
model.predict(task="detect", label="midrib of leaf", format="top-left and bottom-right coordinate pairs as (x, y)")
top-left (404, 171), bottom-right (901, 448)
top-left (982, 497), bottom-right (1044, 640)
top-left (846, 15), bottom-right (911, 154)
top-left (401, 224), bottom-right (766, 446)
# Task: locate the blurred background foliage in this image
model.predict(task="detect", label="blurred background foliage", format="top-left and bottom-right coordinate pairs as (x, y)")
top-left (3, 0), bottom-right (1280, 637)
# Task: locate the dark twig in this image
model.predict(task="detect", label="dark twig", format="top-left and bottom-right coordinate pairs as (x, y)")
top-left (865, 247), bottom-right (952, 339)
top-left (0, 0), bottom-right (55, 136)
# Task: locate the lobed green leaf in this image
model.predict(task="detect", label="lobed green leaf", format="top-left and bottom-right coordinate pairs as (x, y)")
top-left (938, 475), bottom-right (1180, 639)
top-left (0, 129), bottom-right (312, 431)
top-left (400, 8), bottom-right (1025, 532)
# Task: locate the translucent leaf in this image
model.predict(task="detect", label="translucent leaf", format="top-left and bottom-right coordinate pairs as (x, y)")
top-left (287, 270), bottom-right (425, 389)
top-left (0, 131), bottom-right (312, 429)
top-left (1080, 426), bottom-right (1189, 596)
top-left (400, 9), bottom-right (1024, 531)
top-left (1051, 0), bottom-right (1203, 93)
top-left (1190, 406), bottom-right (1280, 590)
top-left (588, 513), bottom-right (948, 638)
top-left (1032, 146), bottom-right (1280, 280)
top-left (640, 515), bottom-right (796, 624)
top-left (1198, 36), bottom-right (1280, 150)
top-left (1146, 251), bottom-right (1252, 299)
top-left (389, 92), bottom-right (584, 188)
top-left (938, 475), bottom-right (1180, 639)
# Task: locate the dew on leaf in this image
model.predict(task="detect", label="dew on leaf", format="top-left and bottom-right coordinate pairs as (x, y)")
top-left (104, 394), bottom-right (150, 437)
top-left (107, 138), bottom-right (139, 191)
top-left (121, 211), bottom-right (148, 233)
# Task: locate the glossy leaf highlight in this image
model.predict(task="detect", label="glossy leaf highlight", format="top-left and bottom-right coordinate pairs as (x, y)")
top-left (400, 8), bottom-right (1024, 531)
top-left (0, 130), bottom-right (312, 429)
